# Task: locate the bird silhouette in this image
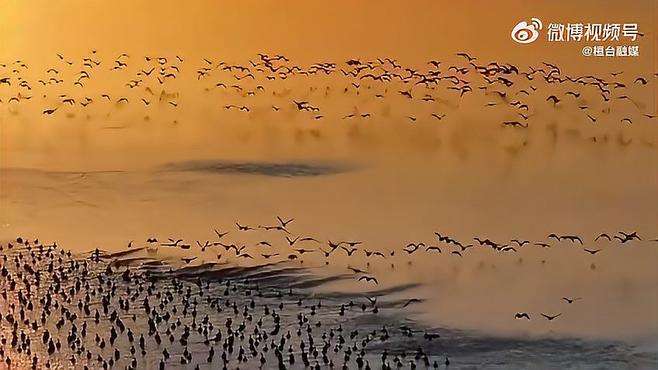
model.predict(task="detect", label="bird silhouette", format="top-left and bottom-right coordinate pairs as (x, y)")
top-left (541, 313), bottom-right (562, 321)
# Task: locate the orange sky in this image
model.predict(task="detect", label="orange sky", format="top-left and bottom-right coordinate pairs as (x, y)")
top-left (1, 0), bottom-right (656, 71)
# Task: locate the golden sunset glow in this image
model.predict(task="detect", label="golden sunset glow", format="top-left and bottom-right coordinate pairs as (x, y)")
top-left (0, 1), bottom-right (657, 369)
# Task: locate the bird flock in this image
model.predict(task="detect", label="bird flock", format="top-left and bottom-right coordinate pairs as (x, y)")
top-left (1, 217), bottom-right (655, 369)
top-left (1, 51), bottom-right (656, 148)
top-left (2, 51), bottom-right (657, 369)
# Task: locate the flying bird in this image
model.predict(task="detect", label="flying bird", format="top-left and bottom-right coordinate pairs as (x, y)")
top-left (541, 313), bottom-right (562, 321)
top-left (358, 275), bottom-right (379, 284)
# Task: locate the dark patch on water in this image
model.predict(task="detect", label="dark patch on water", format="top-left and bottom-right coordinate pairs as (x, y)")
top-left (160, 160), bottom-right (355, 177)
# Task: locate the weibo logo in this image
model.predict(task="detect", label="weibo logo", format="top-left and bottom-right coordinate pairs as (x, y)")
top-left (511, 18), bottom-right (543, 44)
